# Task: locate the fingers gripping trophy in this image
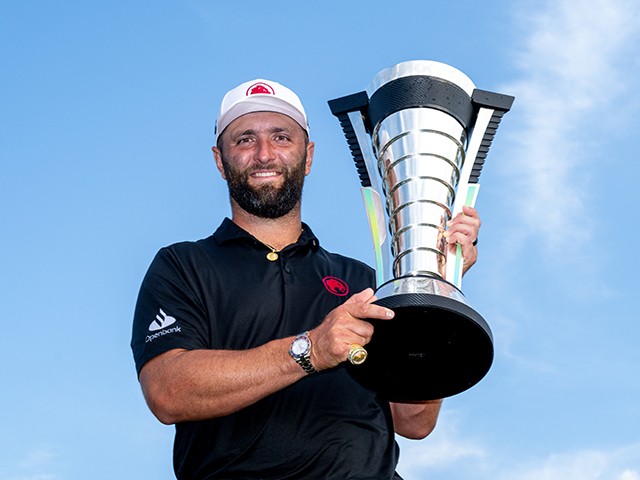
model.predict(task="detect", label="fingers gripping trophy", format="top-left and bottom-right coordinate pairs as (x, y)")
top-left (329, 60), bottom-right (514, 401)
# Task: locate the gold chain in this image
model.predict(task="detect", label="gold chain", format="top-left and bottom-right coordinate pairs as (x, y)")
top-left (255, 239), bottom-right (280, 262)
top-left (254, 229), bottom-right (303, 262)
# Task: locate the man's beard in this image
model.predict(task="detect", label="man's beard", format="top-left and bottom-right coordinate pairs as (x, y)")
top-left (221, 154), bottom-right (307, 219)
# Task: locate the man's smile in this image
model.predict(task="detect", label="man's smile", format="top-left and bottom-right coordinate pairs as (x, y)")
top-left (251, 171), bottom-right (280, 178)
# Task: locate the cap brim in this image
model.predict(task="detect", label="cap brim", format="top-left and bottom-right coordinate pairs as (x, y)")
top-left (216, 96), bottom-right (308, 140)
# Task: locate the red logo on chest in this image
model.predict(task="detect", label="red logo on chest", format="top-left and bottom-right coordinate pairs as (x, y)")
top-left (322, 276), bottom-right (349, 297)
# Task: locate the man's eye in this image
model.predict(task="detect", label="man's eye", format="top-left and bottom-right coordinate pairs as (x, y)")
top-left (275, 135), bottom-right (290, 142)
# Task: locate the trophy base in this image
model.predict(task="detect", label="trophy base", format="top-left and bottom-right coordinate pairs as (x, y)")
top-left (347, 279), bottom-right (493, 401)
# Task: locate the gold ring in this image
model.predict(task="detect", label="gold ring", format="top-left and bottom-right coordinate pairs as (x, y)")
top-left (347, 344), bottom-right (368, 365)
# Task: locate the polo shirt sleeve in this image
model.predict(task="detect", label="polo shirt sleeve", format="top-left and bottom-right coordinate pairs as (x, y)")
top-left (131, 246), bottom-right (210, 375)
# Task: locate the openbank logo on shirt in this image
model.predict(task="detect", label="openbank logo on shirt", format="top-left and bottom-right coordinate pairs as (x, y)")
top-left (145, 308), bottom-right (181, 343)
top-left (150, 308), bottom-right (176, 331)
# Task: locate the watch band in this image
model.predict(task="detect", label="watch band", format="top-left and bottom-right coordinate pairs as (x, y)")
top-left (297, 354), bottom-right (317, 374)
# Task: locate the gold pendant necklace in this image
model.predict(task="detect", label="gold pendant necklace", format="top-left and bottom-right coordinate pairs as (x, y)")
top-left (266, 250), bottom-right (279, 262)
top-left (257, 240), bottom-right (280, 261)
top-left (255, 229), bottom-right (302, 262)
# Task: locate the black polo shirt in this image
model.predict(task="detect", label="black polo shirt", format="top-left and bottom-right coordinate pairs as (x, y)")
top-left (132, 218), bottom-right (401, 480)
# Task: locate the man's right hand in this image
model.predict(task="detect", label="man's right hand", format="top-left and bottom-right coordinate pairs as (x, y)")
top-left (308, 288), bottom-right (395, 371)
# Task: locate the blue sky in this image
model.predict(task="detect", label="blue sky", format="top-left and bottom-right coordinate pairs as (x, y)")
top-left (2, 0), bottom-right (640, 479)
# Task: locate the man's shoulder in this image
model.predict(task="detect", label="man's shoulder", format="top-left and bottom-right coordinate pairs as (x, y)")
top-left (155, 219), bottom-right (235, 258)
top-left (160, 236), bottom-right (214, 254)
top-left (148, 235), bottom-right (219, 273)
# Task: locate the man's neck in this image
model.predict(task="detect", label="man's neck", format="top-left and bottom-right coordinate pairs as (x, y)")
top-left (230, 204), bottom-right (303, 251)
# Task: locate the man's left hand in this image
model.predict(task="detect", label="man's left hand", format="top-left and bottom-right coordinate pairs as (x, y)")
top-left (444, 205), bottom-right (481, 276)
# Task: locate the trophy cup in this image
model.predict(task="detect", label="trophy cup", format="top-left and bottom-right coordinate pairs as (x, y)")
top-left (328, 60), bottom-right (514, 401)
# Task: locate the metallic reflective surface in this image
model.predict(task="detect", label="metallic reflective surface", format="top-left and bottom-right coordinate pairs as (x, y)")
top-left (376, 276), bottom-right (467, 304)
top-left (373, 108), bottom-right (467, 280)
top-left (347, 344), bottom-right (368, 365)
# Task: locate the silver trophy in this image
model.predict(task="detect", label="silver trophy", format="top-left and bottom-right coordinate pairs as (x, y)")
top-left (329, 60), bottom-right (514, 401)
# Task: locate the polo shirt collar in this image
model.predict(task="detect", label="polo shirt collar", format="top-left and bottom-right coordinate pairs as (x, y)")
top-left (213, 217), bottom-right (320, 251)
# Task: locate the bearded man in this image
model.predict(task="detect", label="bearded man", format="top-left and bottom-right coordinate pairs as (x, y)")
top-left (131, 79), bottom-right (481, 479)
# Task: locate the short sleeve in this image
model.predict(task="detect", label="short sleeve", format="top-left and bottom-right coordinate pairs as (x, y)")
top-left (130, 246), bottom-right (210, 374)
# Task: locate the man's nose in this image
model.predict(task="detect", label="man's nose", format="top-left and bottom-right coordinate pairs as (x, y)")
top-left (255, 138), bottom-right (275, 163)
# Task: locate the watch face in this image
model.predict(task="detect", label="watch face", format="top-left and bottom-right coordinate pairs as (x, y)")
top-left (292, 337), bottom-right (310, 356)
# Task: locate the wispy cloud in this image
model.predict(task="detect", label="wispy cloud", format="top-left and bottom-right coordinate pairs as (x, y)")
top-left (499, 0), bottom-right (640, 261)
top-left (398, 410), bottom-right (640, 480)
top-left (397, 414), bottom-right (487, 476)
top-left (498, 445), bottom-right (640, 480)
top-left (16, 449), bottom-right (55, 471)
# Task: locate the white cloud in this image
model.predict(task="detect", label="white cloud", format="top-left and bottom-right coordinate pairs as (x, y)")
top-left (499, 0), bottom-right (640, 260)
top-left (621, 470), bottom-right (640, 480)
top-left (397, 411), bottom-right (489, 478)
top-left (16, 449), bottom-right (54, 470)
top-left (498, 445), bottom-right (640, 480)
top-left (397, 409), bottom-right (640, 480)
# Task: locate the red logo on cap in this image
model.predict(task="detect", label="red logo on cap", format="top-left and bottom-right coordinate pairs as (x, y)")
top-left (322, 276), bottom-right (349, 297)
top-left (246, 82), bottom-right (275, 96)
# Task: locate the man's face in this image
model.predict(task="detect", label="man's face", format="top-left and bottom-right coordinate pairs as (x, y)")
top-left (213, 112), bottom-right (314, 219)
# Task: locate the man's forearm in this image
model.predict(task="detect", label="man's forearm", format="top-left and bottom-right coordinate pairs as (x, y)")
top-left (390, 399), bottom-right (443, 440)
top-left (139, 337), bottom-right (305, 424)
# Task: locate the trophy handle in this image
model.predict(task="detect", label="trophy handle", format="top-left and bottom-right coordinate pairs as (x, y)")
top-left (329, 93), bottom-right (392, 287)
top-left (361, 187), bottom-right (388, 287)
top-left (446, 90), bottom-right (515, 288)
top-left (327, 91), bottom-right (373, 187)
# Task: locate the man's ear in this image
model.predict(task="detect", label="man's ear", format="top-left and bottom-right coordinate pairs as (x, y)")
top-left (212, 146), bottom-right (227, 180)
top-left (304, 141), bottom-right (315, 176)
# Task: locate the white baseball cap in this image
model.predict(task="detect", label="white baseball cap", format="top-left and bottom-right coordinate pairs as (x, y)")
top-left (215, 79), bottom-right (309, 142)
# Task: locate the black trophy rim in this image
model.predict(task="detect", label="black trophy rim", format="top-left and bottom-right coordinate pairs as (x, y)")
top-left (347, 293), bottom-right (494, 402)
